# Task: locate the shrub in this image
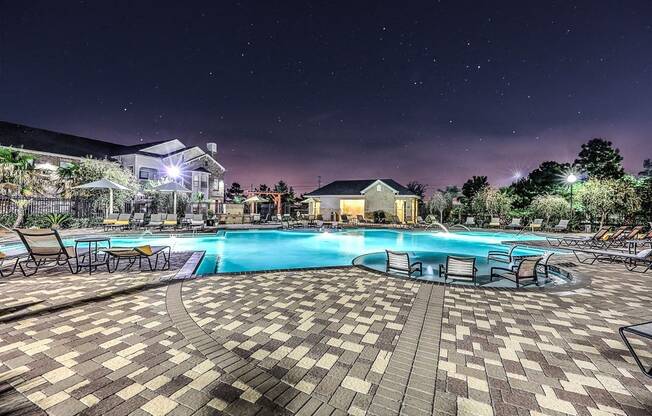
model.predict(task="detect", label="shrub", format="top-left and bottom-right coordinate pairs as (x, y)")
top-left (529, 195), bottom-right (570, 225)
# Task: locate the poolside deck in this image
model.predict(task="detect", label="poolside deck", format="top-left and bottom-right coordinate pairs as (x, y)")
top-left (0, 237), bottom-right (651, 415)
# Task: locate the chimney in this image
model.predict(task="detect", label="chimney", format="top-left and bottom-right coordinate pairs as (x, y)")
top-left (206, 142), bottom-right (217, 157)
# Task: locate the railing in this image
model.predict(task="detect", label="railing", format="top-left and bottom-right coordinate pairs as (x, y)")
top-left (0, 196), bottom-right (101, 218)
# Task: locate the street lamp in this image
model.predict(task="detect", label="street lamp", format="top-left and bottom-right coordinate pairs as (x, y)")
top-left (567, 174), bottom-right (578, 223)
top-left (166, 165), bottom-right (181, 179)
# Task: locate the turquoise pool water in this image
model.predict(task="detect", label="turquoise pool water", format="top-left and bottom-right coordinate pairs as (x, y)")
top-left (1, 229), bottom-right (547, 276)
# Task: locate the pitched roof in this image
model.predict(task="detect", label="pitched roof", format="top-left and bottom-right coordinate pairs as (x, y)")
top-left (0, 121), bottom-right (125, 159)
top-left (305, 179), bottom-right (416, 196)
top-left (0, 121), bottom-right (182, 160)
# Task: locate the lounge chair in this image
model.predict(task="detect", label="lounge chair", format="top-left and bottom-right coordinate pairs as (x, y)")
top-left (505, 218), bottom-right (522, 229)
top-left (252, 214), bottom-right (261, 224)
top-left (626, 229), bottom-right (652, 253)
top-left (105, 213), bottom-right (131, 231)
top-left (463, 217), bottom-right (476, 227)
top-left (131, 213), bottom-right (145, 229)
top-left (103, 244), bottom-right (171, 272)
top-left (14, 228), bottom-right (86, 276)
top-left (341, 214), bottom-right (350, 224)
top-left (487, 217), bottom-right (501, 228)
top-left (530, 218), bottom-right (544, 232)
top-left (439, 256), bottom-right (477, 285)
top-left (356, 215), bottom-right (367, 224)
top-left (0, 251), bottom-right (19, 278)
top-left (603, 225), bottom-right (644, 249)
top-left (491, 257), bottom-right (541, 287)
top-left (102, 213), bottom-right (119, 231)
top-left (546, 227), bottom-right (610, 247)
top-left (552, 219), bottom-right (569, 232)
top-left (572, 247), bottom-right (652, 272)
top-left (189, 214), bottom-right (205, 231)
top-left (619, 322), bottom-right (652, 379)
top-left (163, 214), bottom-right (177, 229)
top-left (386, 250), bottom-right (422, 277)
top-left (146, 214), bottom-right (164, 229)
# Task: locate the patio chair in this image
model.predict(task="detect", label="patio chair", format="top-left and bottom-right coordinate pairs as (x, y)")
top-left (252, 213), bottom-right (261, 224)
top-left (14, 228), bottom-right (85, 276)
top-left (439, 256), bottom-right (477, 285)
top-left (552, 219), bottom-right (569, 232)
top-left (104, 245), bottom-right (171, 272)
top-left (487, 217), bottom-right (501, 228)
top-left (530, 218), bottom-right (544, 231)
top-left (341, 214), bottom-right (350, 224)
top-left (505, 218), bottom-right (522, 229)
top-left (386, 250), bottom-right (422, 277)
top-left (356, 215), bottom-right (367, 224)
top-left (105, 213), bottom-right (131, 231)
top-left (487, 244), bottom-right (520, 264)
top-left (463, 217), bottom-right (476, 227)
top-left (572, 247), bottom-right (652, 273)
top-left (131, 213), bottom-right (145, 229)
top-left (0, 251), bottom-right (19, 278)
top-left (146, 213), bottom-right (164, 229)
top-left (546, 227), bottom-right (610, 247)
top-left (491, 257), bottom-right (541, 288)
top-left (163, 214), bottom-right (177, 229)
top-left (619, 322), bottom-right (652, 379)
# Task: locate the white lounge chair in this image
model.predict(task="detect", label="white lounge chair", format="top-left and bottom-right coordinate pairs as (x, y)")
top-left (553, 219), bottom-right (569, 232)
top-left (487, 217), bottom-right (501, 228)
top-left (505, 218), bottom-right (522, 229)
top-left (572, 247), bottom-right (652, 272)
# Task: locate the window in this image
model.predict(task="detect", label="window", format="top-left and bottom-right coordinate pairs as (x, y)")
top-left (376, 184), bottom-right (382, 192)
top-left (340, 200), bottom-right (365, 216)
top-left (139, 167), bottom-right (159, 180)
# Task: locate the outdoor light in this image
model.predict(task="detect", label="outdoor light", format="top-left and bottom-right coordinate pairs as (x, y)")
top-left (166, 165), bottom-right (181, 178)
top-left (566, 173), bottom-right (578, 184)
top-left (567, 173), bottom-right (578, 223)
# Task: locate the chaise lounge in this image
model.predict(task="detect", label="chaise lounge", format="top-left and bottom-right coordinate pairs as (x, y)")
top-left (103, 244), bottom-right (171, 272)
top-left (14, 228), bottom-right (86, 276)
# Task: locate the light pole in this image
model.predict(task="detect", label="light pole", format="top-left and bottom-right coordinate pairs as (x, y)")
top-left (567, 173), bottom-right (577, 224)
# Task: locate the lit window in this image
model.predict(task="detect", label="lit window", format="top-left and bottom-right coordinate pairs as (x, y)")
top-left (376, 184), bottom-right (382, 191)
top-left (340, 200), bottom-right (365, 216)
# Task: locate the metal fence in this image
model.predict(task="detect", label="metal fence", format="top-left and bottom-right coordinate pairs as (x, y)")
top-left (0, 196), bottom-right (101, 218)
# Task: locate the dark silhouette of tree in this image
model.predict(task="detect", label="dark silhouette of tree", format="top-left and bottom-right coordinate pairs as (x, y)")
top-left (274, 180), bottom-right (296, 205)
top-left (639, 159), bottom-right (652, 178)
top-left (256, 184), bottom-right (270, 192)
top-left (574, 138), bottom-right (624, 179)
top-left (226, 182), bottom-right (244, 201)
top-left (509, 161), bottom-right (570, 208)
top-left (406, 181), bottom-right (426, 199)
top-left (461, 176), bottom-right (488, 202)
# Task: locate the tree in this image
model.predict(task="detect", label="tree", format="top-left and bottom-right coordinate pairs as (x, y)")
top-left (639, 159), bottom-right (652, 178)
top-left (70, 158), bottom-right (139, 213)
top-left (529, 195), bottom-right (570, 225)
top-left (56, 163), bottom-right (80, 198)
top-left (0, 147), bottom-right (46, 196)
top-left (575, 138), bottom-right (624, 180)
top-left (509, 161), bottom-right (570, 208)
top-left (226, 182), bottom-right (244, 202)
top-left (471, 187), bottom-right (512, 218)
top-left (406, 181), bottom-right (426, 216)
top-left (577, 179), bottom-right (617, 228)
top-left (406, 181), bottom-right (426, 199)
top-left (461, 176), bottom-right (488, 206)
top-left (427, 192), bottom-right (449, 222)
top-left (273, 180), bottom-right (297, 206)
top-left (638, 177), bottom-right (652, 221)
top-left (611, 176), bottom-right (641, 223)
top-left (256, 184), bottom-right (270, 192)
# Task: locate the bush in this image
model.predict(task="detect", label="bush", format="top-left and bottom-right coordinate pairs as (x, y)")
top-left (23, 213), bottom-right (52, 229)
top-left (69, 217), bottom-right (102, 228)
top-left (372, 210), bottom-right (386, 223)
top-left (0, 213), bottom-right (17, 229)
top-left (529, 195), bottom-right (570, 225)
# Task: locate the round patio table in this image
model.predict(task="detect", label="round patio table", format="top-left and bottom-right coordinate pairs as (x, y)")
top-left (75, 237), bottom-right (111, 275)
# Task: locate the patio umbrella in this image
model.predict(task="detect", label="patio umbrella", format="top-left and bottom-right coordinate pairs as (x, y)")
top-left (243, 195), bottom-right (267, 213)
top-left (73, 178), bottom-right (129, 214)
top-left (154, 181), bottom-right (192, 214)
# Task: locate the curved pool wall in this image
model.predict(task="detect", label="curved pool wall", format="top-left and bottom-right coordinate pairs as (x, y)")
top-left (2, 229), bottom-right (551, 276)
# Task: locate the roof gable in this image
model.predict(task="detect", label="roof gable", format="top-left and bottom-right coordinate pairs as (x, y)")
top-left (306, 179), bottom-right (416, 197)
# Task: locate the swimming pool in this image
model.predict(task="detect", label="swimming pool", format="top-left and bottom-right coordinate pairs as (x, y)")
top-left (3, 229), bottom-right (548, 277)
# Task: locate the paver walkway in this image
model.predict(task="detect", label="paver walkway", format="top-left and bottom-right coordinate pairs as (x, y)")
top-left (0, 251), bottom-right (651, 415)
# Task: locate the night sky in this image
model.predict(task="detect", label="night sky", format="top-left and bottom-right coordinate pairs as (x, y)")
top-left (2, 1), bottom-right (652, 193)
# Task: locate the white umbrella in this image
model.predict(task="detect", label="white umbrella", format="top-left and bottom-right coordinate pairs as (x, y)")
top-left (154, 181), bottom-right (192, 214)
top-left (73, 178), bottom-right (129, 214)
top-left (243, 195), bottom-right (267, 214)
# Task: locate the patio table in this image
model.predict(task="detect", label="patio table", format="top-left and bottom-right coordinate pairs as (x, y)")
top-left (75, 236), bottom-right (111, 275)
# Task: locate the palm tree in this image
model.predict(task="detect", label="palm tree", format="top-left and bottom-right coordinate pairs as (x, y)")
top-left (56, 163), bottom-right (80, 198)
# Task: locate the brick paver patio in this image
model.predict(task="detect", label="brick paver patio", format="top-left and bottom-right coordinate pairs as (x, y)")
top-left (0, 247), bottom-right (651, 415)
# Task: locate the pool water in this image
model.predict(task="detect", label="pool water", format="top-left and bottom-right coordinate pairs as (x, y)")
top-left (3, 229), bottom-right (553, 279)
